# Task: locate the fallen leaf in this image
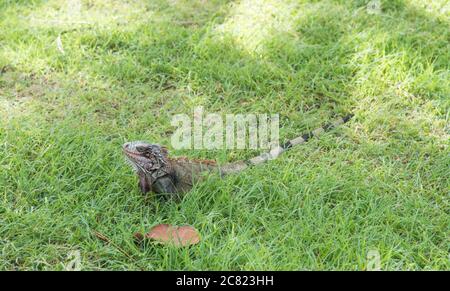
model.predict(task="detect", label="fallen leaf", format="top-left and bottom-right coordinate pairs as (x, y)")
top-left (134, 224), bottom-right (200, 247)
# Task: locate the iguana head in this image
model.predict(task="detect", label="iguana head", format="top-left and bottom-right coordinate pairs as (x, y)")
top-left (122, 141), bottom-right (170, 174)
top-left (123, 141), bottom-right (181, 196)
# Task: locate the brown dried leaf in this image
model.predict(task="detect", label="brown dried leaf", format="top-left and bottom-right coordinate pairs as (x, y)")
top-left (134, 224), bottom-right (201, 247)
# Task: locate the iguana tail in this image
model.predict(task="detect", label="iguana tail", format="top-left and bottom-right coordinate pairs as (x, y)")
top-left (220, 114), bottom-right (354, 174)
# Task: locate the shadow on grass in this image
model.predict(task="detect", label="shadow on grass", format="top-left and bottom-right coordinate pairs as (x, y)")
top-left (1, 0), bottom-right (447, 158)
top-left (1, 0), bottom-right (447, 150)
top-left (74, 0), bottom-right (447, 123)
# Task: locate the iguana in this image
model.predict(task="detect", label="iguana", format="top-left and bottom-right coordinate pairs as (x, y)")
top-left (123, 114), bottom-right (353, 199)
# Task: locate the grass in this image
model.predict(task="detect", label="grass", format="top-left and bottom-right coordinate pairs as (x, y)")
top-left (0, 0), bottom-right (448, 270)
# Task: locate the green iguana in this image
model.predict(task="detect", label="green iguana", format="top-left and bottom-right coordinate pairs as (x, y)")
top-left (123, 114), bottom-right (353, 199)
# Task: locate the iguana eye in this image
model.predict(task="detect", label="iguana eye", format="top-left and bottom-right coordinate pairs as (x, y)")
top-left (136, 146), bottom-right (147, 153)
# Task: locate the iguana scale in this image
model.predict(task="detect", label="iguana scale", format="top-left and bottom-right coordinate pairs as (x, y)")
top-left (123, 114), bottom-right (353, 199)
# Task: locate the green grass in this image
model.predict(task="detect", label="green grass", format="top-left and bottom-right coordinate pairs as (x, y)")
top-left (0, 0), bottom-right (449, 270)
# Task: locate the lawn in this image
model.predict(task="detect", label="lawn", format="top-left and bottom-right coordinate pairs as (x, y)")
top-left (0, 0), bottom-right (448, 270)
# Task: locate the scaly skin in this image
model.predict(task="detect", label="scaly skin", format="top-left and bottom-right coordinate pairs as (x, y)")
top-left (123, 114), bottom-right (353, 200)
top-left (123, 142), bottom-right (219, 198)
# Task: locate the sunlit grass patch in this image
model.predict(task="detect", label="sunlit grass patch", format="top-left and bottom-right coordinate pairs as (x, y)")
top-left (213, 0), bottom-right (300, 54)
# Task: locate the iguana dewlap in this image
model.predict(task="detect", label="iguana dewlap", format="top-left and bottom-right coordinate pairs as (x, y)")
top-left (123, 114), bottom-right (353, 199)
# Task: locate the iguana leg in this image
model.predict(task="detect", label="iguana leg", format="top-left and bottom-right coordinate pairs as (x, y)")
top-left (152, 176), bottom-right (179, 200)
